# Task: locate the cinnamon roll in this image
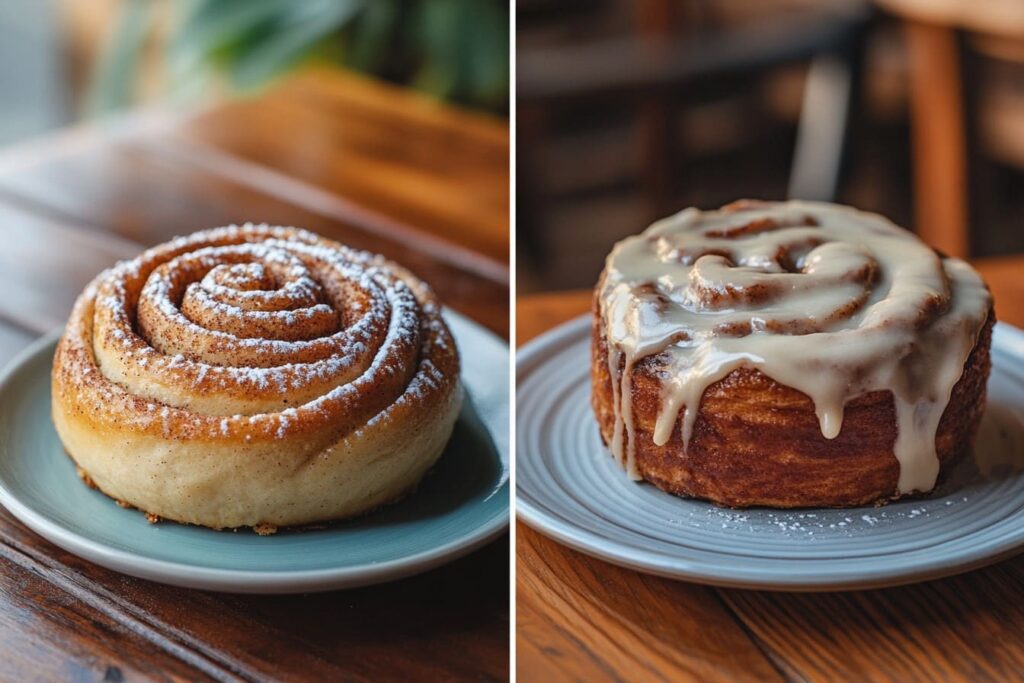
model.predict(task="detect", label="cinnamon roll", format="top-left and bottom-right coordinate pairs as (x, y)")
top-left (592, 200), bottom-right (993, 508)
top-left (52, 225), bottom-right (462, 532)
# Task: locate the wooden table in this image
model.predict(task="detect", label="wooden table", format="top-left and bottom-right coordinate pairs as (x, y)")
top-left (517, 260), bottom-right (1024, 682)
top-left (0, 67), bottom-right (509, 681)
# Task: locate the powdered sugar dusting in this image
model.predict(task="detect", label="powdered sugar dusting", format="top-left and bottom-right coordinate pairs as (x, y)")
top-left (63, 223), bottom-right (459, 443)
top-left (663, 496), bottom-right (972, 541)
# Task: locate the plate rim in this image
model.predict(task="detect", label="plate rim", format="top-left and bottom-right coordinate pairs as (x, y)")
top-left (0, 310), bottom-right (509, 594)
top-left (515, 313), bottom-right (1024, 591)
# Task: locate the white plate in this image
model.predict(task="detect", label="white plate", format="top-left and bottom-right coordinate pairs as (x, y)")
top-left (516, 314), bottom-right (1024, 591)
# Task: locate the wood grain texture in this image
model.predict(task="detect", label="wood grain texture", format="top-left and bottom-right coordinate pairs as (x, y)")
top-left (721, 561), bottom-right (1024, 683)
top-left (516, 264), bottom-right (1024, 682)
top-left (0, 503), bottom-right (508, 682)
top-left (0, 66), bottom-right (509, 682)
top-left (518, 526), bottom-right (784, 683)
top-left (176, 69), bottom-right (509, 265)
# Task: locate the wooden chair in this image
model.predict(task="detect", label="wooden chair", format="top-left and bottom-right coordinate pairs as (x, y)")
top-left (877, 0), bottom-right (1024, 257)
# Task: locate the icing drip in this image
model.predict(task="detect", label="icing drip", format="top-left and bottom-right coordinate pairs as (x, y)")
top-left (598, 200), bottom-right (991, 494)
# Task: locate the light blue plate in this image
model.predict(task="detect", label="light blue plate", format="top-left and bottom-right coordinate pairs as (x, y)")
top-left (0, 311), bottom-right (509, 593)
top-left (518, 315), bottom-right (1024, 591)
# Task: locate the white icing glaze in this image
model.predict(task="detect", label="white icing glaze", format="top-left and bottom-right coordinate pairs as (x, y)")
top-left (598, 200), bottom-right (991, 493)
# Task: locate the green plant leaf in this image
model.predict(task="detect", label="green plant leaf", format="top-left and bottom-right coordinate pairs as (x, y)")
top-left (345, 0), bottom-right (400, 74)
top-left (170, 0), bottom-right (285, 58)
top-left (226, 0), bottom-right (366, 91)
top-left (412, 0), bottom-right (463, 101)
top-left (87, 0), bottom-right (152, 115)
top-left (156, 0), bottom-right (508, 114)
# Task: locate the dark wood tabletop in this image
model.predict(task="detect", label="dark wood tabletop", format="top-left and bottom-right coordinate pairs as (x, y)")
top-left (517, 266), bottom-right (1024, 682)
top-left (0, 67), bottom-right (509, 682)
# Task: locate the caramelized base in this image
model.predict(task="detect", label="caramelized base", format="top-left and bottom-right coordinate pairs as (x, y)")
top-left (591, 310), bottom-right (994, 508)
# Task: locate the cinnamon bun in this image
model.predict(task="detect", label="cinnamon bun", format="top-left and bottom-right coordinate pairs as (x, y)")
top-left (592, 200), bottom-right (993, 508)
top-left (52, 225), bottom-right (462, 532)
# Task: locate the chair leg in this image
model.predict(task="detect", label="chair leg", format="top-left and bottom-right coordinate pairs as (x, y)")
top-left (904, 20), bottom-right (969, 257)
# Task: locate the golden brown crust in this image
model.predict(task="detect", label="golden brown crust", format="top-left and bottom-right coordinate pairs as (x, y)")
top-left (591, 297), bottom-right (994, 508)
top-left (52, 224), bottom-right (462, 530)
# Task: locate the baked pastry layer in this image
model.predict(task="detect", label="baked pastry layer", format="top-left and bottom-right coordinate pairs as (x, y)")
top-left (593, 310), bottom-right (992, 507)
top-left (592, 200), bottom-right (993, 508)
top-left (52, 225), bottom-right (462, 531)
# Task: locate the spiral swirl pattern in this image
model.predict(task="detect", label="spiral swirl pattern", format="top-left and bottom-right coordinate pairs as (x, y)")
top-left (610, 200), bottom-right (949, 343)
top-left (597, 200), bottom-right (991, 496)
top-left (52, 224), bottom-right (461, 531)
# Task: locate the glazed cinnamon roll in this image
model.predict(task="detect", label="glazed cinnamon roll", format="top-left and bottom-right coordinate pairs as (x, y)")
top-left (52, 225), bottom-right (461, 532)
top-left (592, 200), bottom-right (993, 508)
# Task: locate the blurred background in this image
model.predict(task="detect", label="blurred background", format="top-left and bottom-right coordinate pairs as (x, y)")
top-left (0, 0), bottom-right (509, 142)
top-left (518, 0), bottom-right (1024, 292)
top-left (0, 0), bottom-right (510, 275)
